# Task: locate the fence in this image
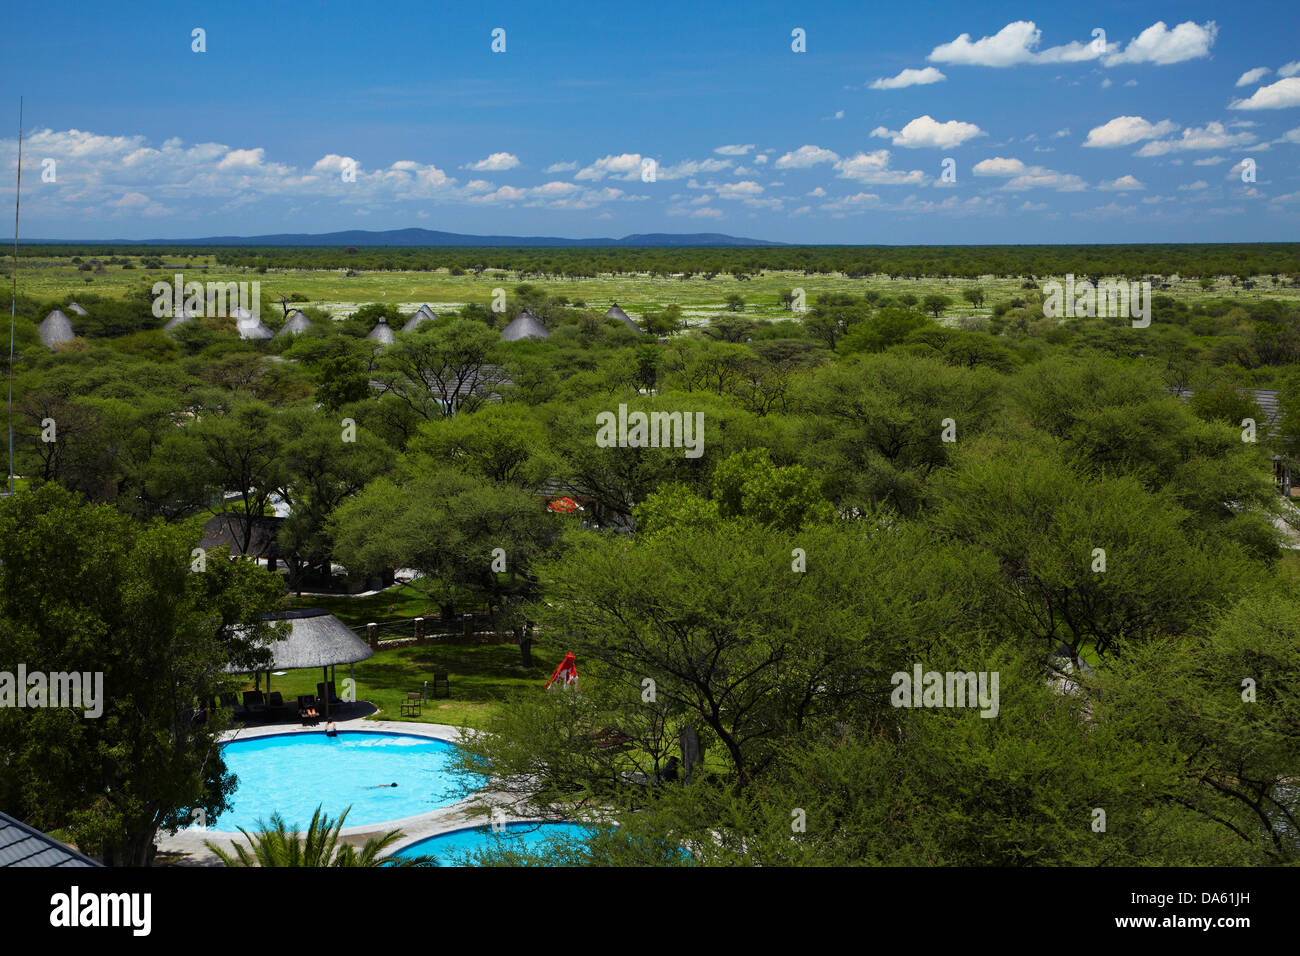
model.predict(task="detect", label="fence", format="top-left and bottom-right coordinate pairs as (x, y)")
top-left (353, 614), bottom-right (531, 651)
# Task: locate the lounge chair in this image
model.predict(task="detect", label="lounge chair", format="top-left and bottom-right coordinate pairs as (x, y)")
top-left (400, 691), bottom-right (422, 717)
top-left (220, 692), bottom-right (245, 718)
top-left (298, 694), bottom-right (319, 725)
top-left (316, 681), bottom-right (344, 709)
top-left (266, 691), bottom-right (288, 715)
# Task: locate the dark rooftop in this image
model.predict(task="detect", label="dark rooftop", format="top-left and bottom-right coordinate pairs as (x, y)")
top-left (0, 811), bottom-right (102, 867)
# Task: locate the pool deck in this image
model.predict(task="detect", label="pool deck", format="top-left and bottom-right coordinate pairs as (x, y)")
top-left (155, 717), bottom-right (521, 866)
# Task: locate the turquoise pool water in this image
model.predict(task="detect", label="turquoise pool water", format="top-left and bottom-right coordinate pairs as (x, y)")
top-left (396, 822), bottom-right (589, 865)
top-left (206, 732), bottom-right (467, 832)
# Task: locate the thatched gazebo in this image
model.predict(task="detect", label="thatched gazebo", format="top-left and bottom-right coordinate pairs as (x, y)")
top-left (65, 301), bottom-right (89, 316)
top-left (240, 609), bottom-right (374, 718)
top-left (500, 309), bottom-right (549, 341)
top-left (37, 309), bottom-right (76, 349)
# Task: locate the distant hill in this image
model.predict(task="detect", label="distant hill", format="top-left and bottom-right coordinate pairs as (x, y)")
top-left (73, 228), bottom-right (786, 248)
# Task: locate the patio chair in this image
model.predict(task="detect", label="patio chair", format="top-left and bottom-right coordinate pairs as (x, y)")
top-left (400, 691), bottom-right (422, 717)
top-left (317, 681), bottom-right (342, 706)
top-left (298, 694), bottom-right (319, 725)
top-left (266, 691), bottom-right (289, 715)
top-left (242, 690), bottom-right (267, 718)
top-left (427, 671), bottom-right (450, 699)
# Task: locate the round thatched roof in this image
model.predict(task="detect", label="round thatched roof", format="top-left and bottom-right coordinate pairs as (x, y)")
top-left (605, 303), bottom-right (642, 333)
top-left (367, 316), bottom-right (395, 344)
top-left (238, 321), bottom-right (274, 340)
top-left (277, 310), bottom-right (313, 336)
top-left (236, 608), bottom-right (374, 672)
top-left (66, 301), bottom-right (89, 316)
top-left (500, 310), bottom-right (550, 341)
top-left (403, 305), bottom-right (437, 332)
top-left (38, 309), bottom-right (76, 349)
top-left (162, 307), bottom-right (194, 333)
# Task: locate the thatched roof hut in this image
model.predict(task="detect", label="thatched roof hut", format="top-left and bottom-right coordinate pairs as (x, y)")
top-left (403, 304), bottom-right (437, 332)
top-left (500, 309), bottom-right (550, 341)
top-left (277, 310), bottom-right (313, 336)
top-left (366, 316), bottom-right (396, 345)
top-left (199, 513), bottom-right (284, 559)
top-left (37, 309), bottom-right (76, 349)
top-left (162, 306), bottom-right (195, 333)
top-left (65, 301), bottom-right (89, 316)
top-left (238, 321), bottom-right (274, 340)
top-left (606, 303), bottom-right (643, 333)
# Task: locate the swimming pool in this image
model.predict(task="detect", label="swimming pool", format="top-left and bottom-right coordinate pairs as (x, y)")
top-left (396, 822), bottom-right (589, 865)
top-left (205, 731), bottom-right (470, 832)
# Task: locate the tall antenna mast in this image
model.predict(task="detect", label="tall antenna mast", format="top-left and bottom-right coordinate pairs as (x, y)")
top-left (7, 97), bottom-right (21, 495)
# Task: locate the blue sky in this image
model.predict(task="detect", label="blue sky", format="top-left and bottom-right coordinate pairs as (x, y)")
top-left (2, 0), bottom-right (1298, 243)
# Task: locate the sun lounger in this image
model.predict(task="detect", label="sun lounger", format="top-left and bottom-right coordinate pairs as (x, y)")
top-left (242, 690), bottom-right (267, 717)
top-left (297, 694), bottom-right (319, 725)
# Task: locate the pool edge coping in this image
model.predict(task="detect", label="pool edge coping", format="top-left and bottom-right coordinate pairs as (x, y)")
top-left (156, 717), bottom-right (522, 865)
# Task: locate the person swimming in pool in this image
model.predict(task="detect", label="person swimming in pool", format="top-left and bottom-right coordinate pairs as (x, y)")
top-left (366, 782), bottom-right (399, 788)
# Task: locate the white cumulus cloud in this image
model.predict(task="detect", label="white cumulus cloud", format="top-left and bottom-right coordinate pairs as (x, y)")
top-left (1083, 116), bottom-right (1179, 148)
top-left (1230, 77), bottom-right (1300, 110)
top-left (870, 115), bottom-right (983, 149)
top-left (869, 67), bottom-right (946, 89)
top-left (1099, 174), bottom-right (1145, 191)
top-left (1136, 122), bottom-right (1258, 156)
top-left (774, 145), bottom-right (840, 168)
top-left (1102, 21), bottom-right (1217, 66)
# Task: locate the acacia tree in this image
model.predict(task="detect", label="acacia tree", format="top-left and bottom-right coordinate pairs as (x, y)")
top-left (330, 468), bottom-right (556, 622)
top-left (932, 442), bottom-right (1253, 664)
top-left (450, 520), bottom-right (969, 799)
top-left (374, 319), bottom-right (504, 418)
top-left (0, 484), bottom-right (285, 865)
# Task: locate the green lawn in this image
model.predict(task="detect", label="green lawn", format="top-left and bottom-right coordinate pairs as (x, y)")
top-left (18, 255), bottom-right (1300, 325)
top-left (283, 581), bottom-right (446, 629)
top-left (243, 640), bottom-right (563, 732)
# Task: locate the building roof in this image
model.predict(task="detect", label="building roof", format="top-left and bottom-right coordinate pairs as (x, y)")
top-left (366, 316), bottom-right (396, 344)
top-left (235, 608), bottom-right (375, 672)
top-left (1174, 387), bottom-right (1283, 437)
top-left (199, 513), bottom-right (284, 558)
top-left (162, 307), bottom-right (194, 332)
top-left (65, 301), bottom-right (89, 316)
top-left (403, 305), bottom-right (437, 332)
top-left (606, 303), bottom-right (643, 333)
top-left (238, 317), bottom-right (275, 340)
top-left (38, 309), bottom-right (76, 349)
top-left (0, 811), bottom-right (102, 867)
top-left (277, 310), bottom-right (313, 336)
top-left (500, 310), bottom-right (550, 341)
